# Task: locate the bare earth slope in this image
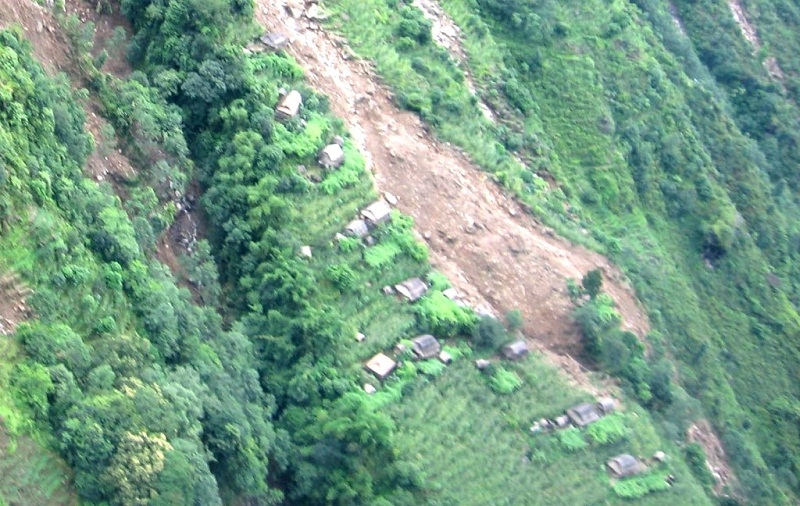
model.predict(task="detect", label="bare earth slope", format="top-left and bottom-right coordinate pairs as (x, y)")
top-left (254, 2), bottom-right (650, 361)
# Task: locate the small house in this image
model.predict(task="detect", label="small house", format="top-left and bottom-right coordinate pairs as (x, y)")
top-left (607, 454), bottom-right (645, 478)
top-left (276, 90), bottom-right (302, 119)
top-left (475, 359), bottom-right (491, 370)
top-left (319, 143), bottom-right (345, 169)
top-left (597, 397), bottom-right (616, 414)
top-left (361, 200), bottom-right (392, 227)
top-left (345, 219), bottom-right (369, 238)
top-left (438, 351), bottom-right (452, 365)
top-left (554, 415), bottom-right (571, 429)
top-left (442, 287), bottom-right (459, 300)
top-left (395, 278), bottom-right (428, 302)
top-left (566, 402), bottom-right (602, 427)
top-left (260, 32), bottom-right (289, 50)
top-left (411, 334), bottom-right (441, 360)
top-left (502, 340), bottom-right (530, 361)
top-left (365, 353), bottom-right (397, 380)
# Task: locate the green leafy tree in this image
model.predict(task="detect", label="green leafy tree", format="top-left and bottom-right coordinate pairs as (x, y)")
top-left (581, 268), bottom-right (603, 299)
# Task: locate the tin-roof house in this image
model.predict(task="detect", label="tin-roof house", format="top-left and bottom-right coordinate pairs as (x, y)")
top-left (345, 219), bottom-right (369, 237)
top-left (607, 454), bottom-right (645, 478)
top-left (502, 340), bottom-right (530, 361)
top-left (566, 402), bottom-right (602, 427)
top-left (411, 334), bottom-right (441, 360)
top-left (395, 278), bottom-right (428, 302)
top-left (361, 200), bottom-right (392, 228)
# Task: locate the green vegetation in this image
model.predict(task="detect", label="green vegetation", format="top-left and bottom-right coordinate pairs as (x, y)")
top-left (5, 0), bottom-right (797, 502)
top-left (325, 0), bottom-right (800, 502)
top-left (390, 359), bottom-right (710, 504)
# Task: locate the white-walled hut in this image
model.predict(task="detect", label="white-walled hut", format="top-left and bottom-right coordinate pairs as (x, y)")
top-left (502, 340), bottom-right (530, 361)
top-left (361, 200), bottom-right (393, 228)
top-left (411, 334), bottom-right (441, 360)
top-left (365, 353), bottom-right (397, 380)
top-left (319, 143), bottom-right (345, 169)
top-left (607, 454), bottom-right (645, 478)
top-left (276, 90), bottom-right (302, 119)
top-left (395, 278), bottom-right (428, 302)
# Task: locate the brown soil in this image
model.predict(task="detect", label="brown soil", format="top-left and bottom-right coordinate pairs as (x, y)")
top-left (0, 273), bottom-right (32, 337)
top-left (0, 0), bottom-right (70, 72)
top-left (688, 419), bottom-right (738, 496)
top-left (727, 0), bottom-right (786, 83)
top-left (254, 2), bottom-right (650, 364)
top-left (2, 1), bottom-right (205, 287)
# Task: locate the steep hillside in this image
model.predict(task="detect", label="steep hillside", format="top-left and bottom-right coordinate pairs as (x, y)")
top-left (0, 0), bottom-right (717, 505)
top-left (317, 0), bottom-right (800, 502)
top-left (3, 0), bottom-right (799, 504)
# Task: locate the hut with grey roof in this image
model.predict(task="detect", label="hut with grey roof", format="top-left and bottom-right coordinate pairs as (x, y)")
top-left (395, 278), bottom-right (428, 302)
top-left (502, 340), bottom-right (530, 361)
top-left (598, 397), bottom-right (616, 414)
top-left (566, 402), bottom-right (602, 427)
top-left (361, 200), bottom-right (392, 228)
top-left (345, 219), bottom-right (369, 238)
top-left (411, 334), bottom-right (441, 360)
top-left (607, 454), bottom-right (645, 478)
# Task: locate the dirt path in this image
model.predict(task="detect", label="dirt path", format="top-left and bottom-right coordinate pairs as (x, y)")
top-left (688, 419), bottom-right (738, 496)
top-left (411, 0), bottom-right (495, 121)
top-left (254, 2), bottom-right (650, 364)
top-left (727, 0), bottom-right (786, 82)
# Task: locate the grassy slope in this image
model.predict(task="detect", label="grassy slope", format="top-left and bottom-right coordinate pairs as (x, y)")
top-left (390, 358), bottom-right (710, 505)
top-left (326, 0), bottom-right (800, 501)
top-left (0, 340), bottom-right (76, 506)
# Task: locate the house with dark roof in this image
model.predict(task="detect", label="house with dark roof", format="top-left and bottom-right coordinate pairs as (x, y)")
top-left (607, 454), bottom-right (645, 478)
top-left (566, 402), bottom-right (602, 427)
top-left (345, 219), bottom-right (369, 237)
top-left (395, 278), bottom-right (428, 302)
top-left (411, 334), bottom-right (441, 360)
top-left (502, 340), bottom-right (530, 360)
top-left (361, 200), bottom-right (392, 227)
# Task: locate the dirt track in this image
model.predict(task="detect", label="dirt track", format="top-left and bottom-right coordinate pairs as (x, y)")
top-left (253, 2), bottom-right (651, 363)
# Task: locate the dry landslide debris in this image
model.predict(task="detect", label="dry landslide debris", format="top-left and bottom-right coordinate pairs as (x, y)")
top-left (255, 1), bottom-right (650, 363)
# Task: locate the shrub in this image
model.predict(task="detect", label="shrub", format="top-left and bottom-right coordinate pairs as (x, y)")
top-left (489, 367), bottom-right (522, 394)
top-left (417, 360), bottom-right (446, 377)
top-left (586, 413), bottom-right (629, 445)
top-left (505, 309), bottom-right (524, 332)
top-left (472, 316), bottom-right (510, 349)
top-left (684, 443), bottom-right (715, 486)
top-left (612, 472), bottom-right (670, 498)
top-left (364, 241), bottom-right (402, 268)
top-left (416, 291), bottom-right (478, 336)
top-left (325, 263), bottom-right (357, 291)
top-left (581, 268), bottom-right (603, 298)
top-left (557, 427), bottom-right (588, 452)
